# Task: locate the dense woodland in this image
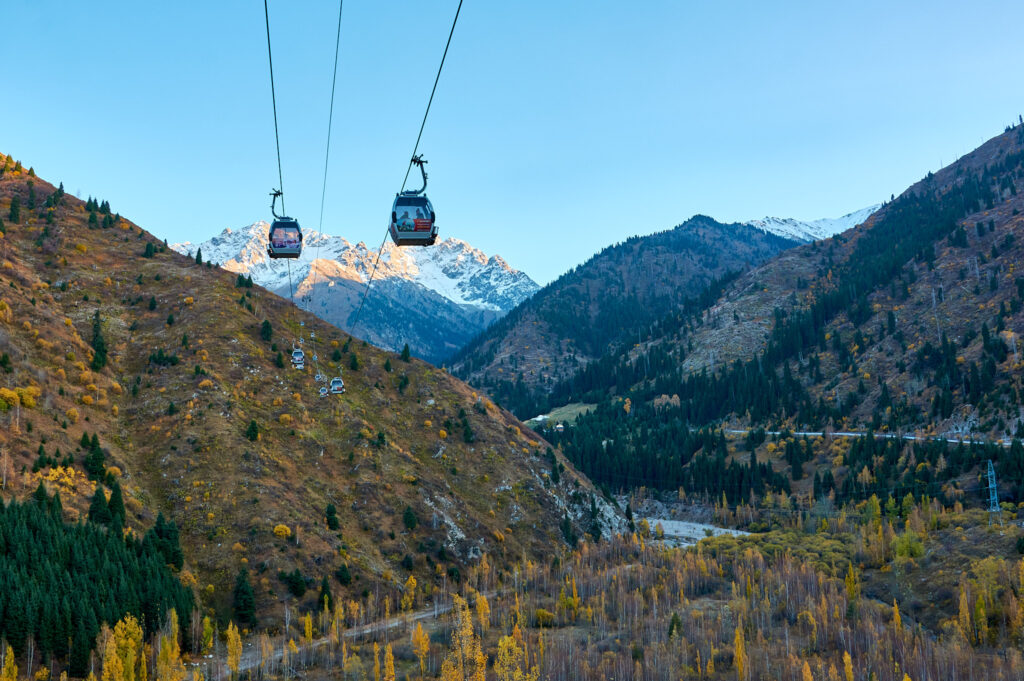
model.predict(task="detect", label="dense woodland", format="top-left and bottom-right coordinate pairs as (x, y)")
top-left (0, 487), bottom-right (191, 677)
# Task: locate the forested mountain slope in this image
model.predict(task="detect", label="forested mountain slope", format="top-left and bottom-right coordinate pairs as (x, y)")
top-left (450, 216), bottom-right (799, 416)
top-left (0, 155), bottom-right (619, 632)
top-left (542, 124), bottom-right (1024, 501)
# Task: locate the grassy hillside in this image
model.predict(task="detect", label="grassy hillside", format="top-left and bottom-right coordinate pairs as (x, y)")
top-left (0, 155), bottom-right (621, 626)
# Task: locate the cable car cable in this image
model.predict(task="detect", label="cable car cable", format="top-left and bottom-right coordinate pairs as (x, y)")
top-left (263, 0), bottom-right (286, 213)
top-left (263, 0), bottom-right (303, 359)
top-left (307, 0), bottom-right (346, 388)
top-left (348, 0), bottom-right (464, 336)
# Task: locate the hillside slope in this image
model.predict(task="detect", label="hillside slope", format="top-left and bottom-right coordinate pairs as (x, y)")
top-left (541, 124), bottom-right (1024, 500)
top-left (172, 224), bottom-right (539, 365)
top-left (0, 158), bottom-right (620, 623)
top-left (450, 216), bottom-right (800, 416)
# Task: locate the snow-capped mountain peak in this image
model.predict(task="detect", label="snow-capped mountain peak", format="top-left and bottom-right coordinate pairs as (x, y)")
top-left (171, 223), bottom-right (539, 364)
top-left (745, 204), bottom-right (881, 243)
top-left (172, 222), bottom-right (537, 312)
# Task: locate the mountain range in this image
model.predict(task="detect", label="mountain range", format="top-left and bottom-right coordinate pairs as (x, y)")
top-left (516, 124), bottom-right (1024, 506)
top-left (172, 223), bottom-right (539, 365)
top-left (449, 206), bottom-right (880, 416)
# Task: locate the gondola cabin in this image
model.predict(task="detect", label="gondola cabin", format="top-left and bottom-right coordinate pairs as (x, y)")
top-left (291, 348), bottom-right (305, 369)
top-left (389, 195), bottom-right (437, 247)
top-left (268, 218), bottom-right (303, 259)
top-left (329, 377), bottom-right (345, 394)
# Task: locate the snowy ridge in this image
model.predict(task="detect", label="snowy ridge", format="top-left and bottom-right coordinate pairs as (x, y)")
top-left (744, 204), bottom-right (881, 243)
top-left (172, 221), bottom-right (539, 313)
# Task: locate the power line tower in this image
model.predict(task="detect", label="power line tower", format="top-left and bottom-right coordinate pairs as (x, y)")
top-left (987, 460), bottom-right (1003, 527)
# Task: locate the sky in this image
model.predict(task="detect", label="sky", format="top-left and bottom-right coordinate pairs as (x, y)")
top-left (3, 1), bottom-right (1024, 285)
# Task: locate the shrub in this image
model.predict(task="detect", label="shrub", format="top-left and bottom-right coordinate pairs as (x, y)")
top-left (534, 608), bottom-right (555, 628)
top-left (273, 524), bottom-right (292, 539)
top-left (335, 563), bottom-right (353, 585)
top-left (278, 569), bottom-right (306, 598)
top-left (0, 387), bottom-right (19, 410)
top-left (65, 408), bottom-right (80, 424)
top-left (15, 386), bottom-right (40, 408)
top-left (279, 413), bottom-right (293, 425)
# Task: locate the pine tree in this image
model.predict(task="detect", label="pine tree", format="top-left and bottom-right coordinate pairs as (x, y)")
top-left (401, 344), bottom-right (411, 362)
top-left (88, 487), bottom-right (112, 525)
top-left (8, 196), bottom-right (20, 223)
top-left (233, 569), bottom-right (256, 627)
top-left (194, 248), bottom-right (203, 265)
top-left (260, 320), bottom-right (272, 342)
top-left (403, 506), bottom-right (418, 531)
top-left (108, 481), bottom-right (126, 525)
top-left (90, 311), bottom-right (108, 370)
top-left (318, 576), bottom-right (334, 613)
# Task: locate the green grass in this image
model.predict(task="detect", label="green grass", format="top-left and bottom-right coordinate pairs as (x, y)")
top-left (527, 402), bottom-right (596, 426)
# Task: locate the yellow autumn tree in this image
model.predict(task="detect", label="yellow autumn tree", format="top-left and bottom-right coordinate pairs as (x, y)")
top-left (494, 635), bottom-right (538, 681)
top-left (156, 610), bottom-right (186, 681)
top-left (843, 651), bottom-right (853, 681)
top-left (383, 644), bottom-right (396, 681)
top-left (2, 645), bottom-right (18, 681)
top-left (103, 635), bottom-right (125, 681)
top-left (304, 613), bottom-right (313, 643)
top-left (958, 585), bottom-right (973, 643)
top-left (476, 594), bottom-right (491, 634)
top-left (412, 622), bottom-right (430, 681)
top-left (733, 626), bottom-right (746, 681)
top-left (801, 661), bottom-right (813, 681)
top-left (226, 623), bottom-right (242, 678)
top-left (893, 599), bottom-right (902, 634)
top-left (440, 595), bottom-right (486, 681)
top-left (114, 615), bottom-right (144, 681)
top-left (374, 642), bottom-right (381, 681)
top-left (201, 617), bottom-right (214, 655)
top-left (402, 575), bottom-right (417, 612)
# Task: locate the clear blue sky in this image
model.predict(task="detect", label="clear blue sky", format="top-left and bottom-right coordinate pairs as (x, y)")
top-left (4, 1), bottom-right (1024, 284)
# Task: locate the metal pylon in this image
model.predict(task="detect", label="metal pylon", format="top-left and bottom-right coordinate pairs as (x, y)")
top-left (987, 460), bottom-right (1003, 526)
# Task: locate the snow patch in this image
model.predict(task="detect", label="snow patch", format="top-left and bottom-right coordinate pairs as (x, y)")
top-left (745, 204), bottom-right (881, 243)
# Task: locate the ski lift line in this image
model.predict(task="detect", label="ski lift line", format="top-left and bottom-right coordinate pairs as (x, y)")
top-left (263, 0), bottom-right (285, 214)
top-left (348, 0), bottom-right (465, 335)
